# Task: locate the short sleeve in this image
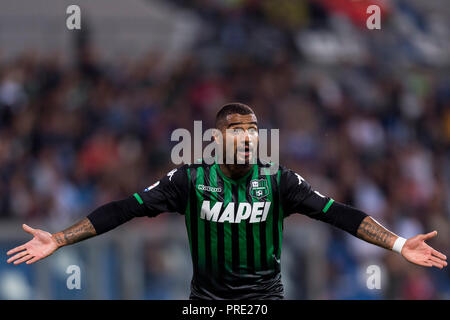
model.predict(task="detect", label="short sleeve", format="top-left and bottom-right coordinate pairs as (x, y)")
top-left (279, 166), bottom-right (333, 219)
top-left (134, 165), bottom-right (189, 217)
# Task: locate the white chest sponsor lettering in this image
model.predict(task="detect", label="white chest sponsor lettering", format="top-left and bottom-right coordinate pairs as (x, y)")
top-left (200, 201), bottom-right (271, 223)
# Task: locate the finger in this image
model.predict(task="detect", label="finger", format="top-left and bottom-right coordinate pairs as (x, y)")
top-left (26, 256), bottom-right (41, 264)
top-left (6, 245), bottom-right (27, 256)
top-left (22, 224), bottom-right (37, 236)
top-left (431, 249), bottom-right (447, 261)
top-left (7, 250), bottom-right (29, 264)
top-left (429, 256), bottom-right (447, 267)
top-left (13, 254), bottom-right (33, 265)
top-left (429, 260), bottom-right (444, 269)
top-left (421, 231), bottom-right (437, 241)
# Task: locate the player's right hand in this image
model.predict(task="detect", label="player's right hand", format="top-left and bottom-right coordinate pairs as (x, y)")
top-left (6, 224), bottom-right (59, 265)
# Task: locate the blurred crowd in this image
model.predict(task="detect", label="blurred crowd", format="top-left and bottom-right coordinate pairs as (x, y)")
top-left (0, 0), bottom-right (449, 299)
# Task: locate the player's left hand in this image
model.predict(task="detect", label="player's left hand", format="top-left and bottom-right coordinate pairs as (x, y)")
top-left (401, 231), bottom-right (447, 269)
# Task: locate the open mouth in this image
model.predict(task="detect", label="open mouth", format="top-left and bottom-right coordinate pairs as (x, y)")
top-left (237, 145), bottom-right (250, 156)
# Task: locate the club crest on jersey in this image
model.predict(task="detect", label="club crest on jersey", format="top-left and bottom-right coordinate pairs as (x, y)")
top-left (249, 179), bottom-right (269, 200)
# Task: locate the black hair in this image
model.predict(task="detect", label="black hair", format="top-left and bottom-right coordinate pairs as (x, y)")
top-left (215, 102), bottom-right (255, 129)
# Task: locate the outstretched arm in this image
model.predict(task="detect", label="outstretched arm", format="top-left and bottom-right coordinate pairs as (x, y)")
top-left (6, 218), bottom-right (97, 265)
top-left (6, 166), bottom-right (188, 266)
top-left (279, 167), bottom-right (448, 270)
top-left (356, 216), bottom-right (447, 269)
top-left (6, 195), bottom-right (146, 265)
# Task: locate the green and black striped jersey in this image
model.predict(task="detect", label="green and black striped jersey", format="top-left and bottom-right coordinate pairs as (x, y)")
top-left (134, 160), bottom-right (336, 299)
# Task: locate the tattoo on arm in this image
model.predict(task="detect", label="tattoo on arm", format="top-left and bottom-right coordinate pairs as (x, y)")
top-left (356, 216), bottom-right (397, 250)
top-left (52, 218), bottom-right (97, 247)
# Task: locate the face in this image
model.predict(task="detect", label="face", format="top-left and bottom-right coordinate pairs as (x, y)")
top-left (215, 113), bottom-right (259, 165)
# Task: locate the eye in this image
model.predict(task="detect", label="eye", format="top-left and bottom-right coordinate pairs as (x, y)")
top-left (248, 128), bottom-right (257, 135)
top-left (232, 128), bottom-right (244, 134)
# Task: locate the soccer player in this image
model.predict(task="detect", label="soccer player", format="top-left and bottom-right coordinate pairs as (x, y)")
top-left (6, 103), bottom-right (447, 299)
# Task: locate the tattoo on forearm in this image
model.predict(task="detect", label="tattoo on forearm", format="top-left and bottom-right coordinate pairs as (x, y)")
top-left (53, 234), bottom-right (65, 246)
top-left (53, 218), bottom-right (97, 247)
top-left (356, 216), bottom-right (396, 250)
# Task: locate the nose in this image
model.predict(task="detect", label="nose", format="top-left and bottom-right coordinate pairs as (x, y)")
top-left (244, 132), bottom-right (250, 144)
